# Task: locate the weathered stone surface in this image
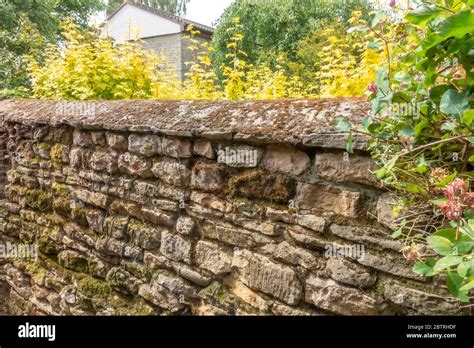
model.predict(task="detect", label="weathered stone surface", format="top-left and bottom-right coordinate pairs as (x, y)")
top-left (261, 241), bottom-right (319, 269)
top-left (266, 207), bottom-right (294, 224)
top-left (138, 283), bottom-right (183, 312)
top-left (193, 139), bottom-right (215, 159)
top-left (325, 258), bottom-right (376, 289)
top-left (191, 161), bottom-right (228, 193)
top-left (161, 137), bottom-right (192, 158)
top-left (263, 145), bottom-right (310, 176)
top-left (128, 219), bottom-right (162, 250)
top-left (160, 231), bottom-right (192, 264)
top-left (195, 241), bottom-right (232, 275)
top-left (90, 131), bottom-right (106, 146)
top-left (154, 272), bottom-right (197, 297)
top-left (71, 188), bottom-right (108, 209)
top-left (223, 276), bottom-right (271, 312)
top-left (216, 145), bottom-right (263, 168)
top-left (376, 193), bottom-right (399, 230)
top-left (0, 100), bottom-right (464, 317)
top-left (85, 209), bottom-right (105, 233)
top-left (106, 132), bottom-right (128, 150)
top-left (295, 214), bottom-right (326, 232)
top-left (118, 152), bottom-right (153, 178)
top-left (295, 182), bottom-right (361, 217)
top-left (230, 170), bottom-right (295, 203)
top-left (305, 275), bottom-right (379, 315)
top-left (73, 129), bottom-right (92, 147)
top-left (175, 216), bottom-right (195, 236)
top-left (200, 222), bottom-right (272, 248)
top-left (90, 149), bottom-right (118, 173)
top-left (141, 206), bottom-right (176, 227)
top-left (314, 152), bottom-right (378, 185)
top-left (232, 249), bottom-right (302, 305)
top-left (152, 157), bottom-right (191, 187)
top-left (357, 251), bottom-right (424, 281)
top-left (329, 224), bottom-right (403, 252)
top-left (104, 215), bottom-right (129, 240)
top-left (190, 191), bottom-right (230, 213)
top-left (128, 134), bottom-right (161, 156)
top-left (382, 281), bottom-right (464, 315)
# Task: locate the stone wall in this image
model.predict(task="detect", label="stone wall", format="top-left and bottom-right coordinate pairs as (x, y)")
top-left (143, 32), bottom-right (211, 82)
top-left (0, 98), bottom-right (469, 316)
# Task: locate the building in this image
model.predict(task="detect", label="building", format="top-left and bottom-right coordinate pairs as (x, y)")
top-left (102, 0), bottom-right (214, 81)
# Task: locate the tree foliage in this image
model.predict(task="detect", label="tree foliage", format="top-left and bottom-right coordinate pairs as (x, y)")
top-left (0, 0), bottom-right (104, 97)
top-left (29, 20), bottom-right (180, 100)
top-left (211, 0), bottom-right (373, 80)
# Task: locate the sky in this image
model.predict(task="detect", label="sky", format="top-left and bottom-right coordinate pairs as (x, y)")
top-left (185, 0), bottom-right (235, 27)
top-left (95, 0), bottom-right (235, 27)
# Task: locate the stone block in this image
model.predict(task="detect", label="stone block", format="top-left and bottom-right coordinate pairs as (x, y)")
top-left (193, 139), bottom-right (215, 159)
top-left (314, 152), bottom-right (378, 185)
top-left (128, 134), bottom-right (161, 156)
top-left (160, 230), bottom-right (192, 264)
top-left (195, 241), bottom-right (232, 275)
top-left (294, 182), bottom-right (361, 217)
top-left (118, 152), bottom-right (153, 178)
top-left (263, 145), bottom-right (310, 176)
top-left (152, 157), bottom-right (191, 187)
top-left (305, 275), bottom-right (379, 315)
top-left (232, 249), bottom-right (302, 305)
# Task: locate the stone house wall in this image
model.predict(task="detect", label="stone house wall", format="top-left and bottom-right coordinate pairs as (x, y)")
top-left (142, 33), bottom-right (211, 82)
top-left (0, 98), bottom-right (469, 316)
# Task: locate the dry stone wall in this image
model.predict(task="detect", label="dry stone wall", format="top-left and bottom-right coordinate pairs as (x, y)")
top-left (0, 99), bottom-right (469, 316)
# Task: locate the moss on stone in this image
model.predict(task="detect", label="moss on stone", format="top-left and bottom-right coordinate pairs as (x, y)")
top-left (36, 141), bottom-right (53, 150)
top-left (52, 182), bottom-right (70, 198)
top-left (25, 189), bottom-right (52, 212)
top-left (77, 275), bottom-right (112, 300)
top-left (50, 144), bottom-right (68, 169)
top-left (71, 204), bottom-right (89, 226)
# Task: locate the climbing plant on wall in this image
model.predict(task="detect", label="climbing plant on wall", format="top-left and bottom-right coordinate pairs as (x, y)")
top-left (338, 0), bottom-right (474, 301)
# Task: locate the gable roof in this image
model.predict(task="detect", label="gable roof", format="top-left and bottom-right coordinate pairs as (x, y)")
top-left (107, 0), bottom-right (215, 36)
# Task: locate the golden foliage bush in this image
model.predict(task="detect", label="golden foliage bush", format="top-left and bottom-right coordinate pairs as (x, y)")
top-left (29, 14), bottom-right (385, 101)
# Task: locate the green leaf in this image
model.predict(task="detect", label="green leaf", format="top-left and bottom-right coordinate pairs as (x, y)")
top-left (438, 10), bottom-right (474, 40)
top-left (414, 118), bottom-right (428, 136)
top-left (447, 271), bottom-right (470, 302)
top-left (433, 255), bottom-right (463, 272)
top-left (430, 197), bottom-right (449, 206)
top-left (440, 120), bottom-right (457, 131)
top-left (413, 258), bottom-right (437, 276)
top-left (427, 235), bottom-right (454, 256)
top-left (405, 5), bottom-right (440, 26)
top-left (462, 110), bottom-right (474, 127)
top-left (346, 132), bottom-right (353, 154)
top-left (391, 229), bottom-right (402, 239)
top-left (405, 183), bottom-right (428, 195)
top-left (367, 41), bottom-right (383, 49)
top-left (333, 117), bottom-right (351, 132)
top-left (457, 261), bottom-right (471, 278)
top-left (440, 89), bottom-right (469, 116)
top-left (371, 12), bottom-right (385, 27)
top-left (460, 279), bottom-right (474, 292)
top-left (436, 172), bottom-right (457, 188)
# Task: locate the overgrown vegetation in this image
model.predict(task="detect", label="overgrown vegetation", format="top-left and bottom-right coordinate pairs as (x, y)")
top-left (338, 0), bottom-right (474, 302)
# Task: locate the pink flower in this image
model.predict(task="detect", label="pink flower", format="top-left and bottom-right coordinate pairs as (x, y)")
top-left (440, 200), bottom-right (463, 221)
top-left (389, 0), bottom-right (396, 7)
top-left (366, 82), bottom-right (377, 95)
top-left (444, 178), bottom-right (467, 199)
top-left (461, 192), bottom-right (474, 209)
